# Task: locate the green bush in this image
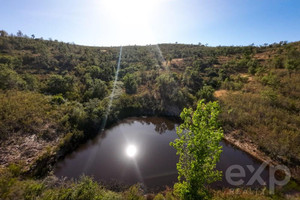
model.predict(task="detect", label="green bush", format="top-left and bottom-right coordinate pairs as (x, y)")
top-left (123, 185), bottom-right (145, 200)
top-left (23, 73), bottom-right (39, 91)
top-left (70, 176), bottom-right (101, 200)
top-left (45, 75), bottom-right (74, 96)
top-left (51, 94), bottom-right (65, 105)
top-left (196, 85), bottom-right (215, 102)
top-left (221, 78), bottom-right (244, 91)
top-left (24, 182), bottom-right (45, 200)
top-left (7, 163), bottom-right (22, 177)
top-left (247, 59), bottom-right (259, 75)
top-left (261, 88), bottom-right (278, 105)
top-left (0, 64), bottom-right (26, 90)
top-left (272, 56), bottom-right (284, 69)
top-left (123, 73), bottom-right (138, 94)
top-left (84, 78), bottom-right (108, 100)
top-left (153, 193), bottom-right (165, 200)
top-left (261, 73), bottom-right (279, 88)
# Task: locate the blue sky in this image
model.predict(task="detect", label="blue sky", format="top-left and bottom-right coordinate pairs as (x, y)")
top-left (1, 0), bottom-right (300, 46)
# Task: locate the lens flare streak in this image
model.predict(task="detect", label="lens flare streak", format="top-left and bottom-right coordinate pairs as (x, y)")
top-left (82, 47), bottom-right (123, 173)
top-left (101, 46), bottom-right (123, 130)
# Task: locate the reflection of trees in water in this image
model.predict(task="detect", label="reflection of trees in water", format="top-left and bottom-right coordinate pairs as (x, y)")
top-left (154, 122), bottom-right (168, 134)
top-left (137, 117), bottom-right (177, 134)
top-left (106, 117), bottom-right (178, 135)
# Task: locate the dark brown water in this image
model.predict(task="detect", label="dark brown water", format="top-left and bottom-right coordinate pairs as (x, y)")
top-left (54, 117), bottom-right (270, 191)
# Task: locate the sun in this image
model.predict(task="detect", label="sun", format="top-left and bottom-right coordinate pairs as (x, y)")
top-left (126, 145), bottom-right (137, 158)
top-left (99, 0), bottom-right (166, 45)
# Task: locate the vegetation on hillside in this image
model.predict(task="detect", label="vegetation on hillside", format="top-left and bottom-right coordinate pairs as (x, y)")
top-left (0, 30), bottom-right (299, 199)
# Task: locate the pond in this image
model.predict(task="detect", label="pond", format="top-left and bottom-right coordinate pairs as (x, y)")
top-left (54, 117), bottom-right (270, 191)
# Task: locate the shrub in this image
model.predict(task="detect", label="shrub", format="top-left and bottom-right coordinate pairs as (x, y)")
top-left (23, 73), bottom-right (39, 91)
top-left (261, 88), bottom-right (278, 105)
top-left (45, 74), bottom-right (74, 96)
top-left (261, 73), bottom-right (279, 88)
top-left (196, 85), bottom-right (215, 102)
top-left (84, 78), bottom-right (108, 100)
top-left (51, 94), bottom-right (65, 105)
top-left (247, 59), bottom-right (259, 75)
top-left (70, 176), bottom-right (101, 200)
top-left (153, 193), bottom-right (165, 200)
top-left (123, 73), bottom-right (138, 94)
top-left (0, 64), bottom-right (26, 90)
top-left (123, 185), bottom-right (145, 200)
top-left (24, 182), bottom-right (45, 200)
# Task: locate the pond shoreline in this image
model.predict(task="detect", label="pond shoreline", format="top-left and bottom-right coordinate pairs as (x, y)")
top-left (52, 116), bottom-right (275, 191)
top-left (223, 131), bottom-right (278, 167)
top-left (26, 112), bottom-right (181, 178)
top-left (26, 113), bottom-right (299, 186)
top-left (223, 130), bottom-right (300, 183)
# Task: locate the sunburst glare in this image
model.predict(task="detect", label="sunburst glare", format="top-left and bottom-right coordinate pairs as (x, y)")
top-left (126, 145), bottom-right (137, 158)
top-left (99, 0), bottom-right (167, 45)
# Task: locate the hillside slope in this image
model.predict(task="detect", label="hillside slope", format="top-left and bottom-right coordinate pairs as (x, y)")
top-left (0, 32), bottom-right (299, 192)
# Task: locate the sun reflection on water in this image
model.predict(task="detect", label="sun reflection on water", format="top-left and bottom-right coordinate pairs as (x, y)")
top-left (126, 145), bottom-right (137, 158)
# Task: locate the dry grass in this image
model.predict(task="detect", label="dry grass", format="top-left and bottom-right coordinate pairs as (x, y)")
top-left (214, 89), bottom-right (228, 98)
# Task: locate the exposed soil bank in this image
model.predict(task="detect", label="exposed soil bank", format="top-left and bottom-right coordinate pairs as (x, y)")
top-left (223, 130), bottom-right (300, 183)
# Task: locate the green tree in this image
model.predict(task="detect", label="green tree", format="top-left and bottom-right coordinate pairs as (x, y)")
top-left (16, 30), bottom-right (23, 37)
top-left (285, 59), bottom-right (299, 77)
top-left (91, 79), bottom-right (107, 99)
top-left (183, 66), bottom-right (203, 94)
top-left (196, 85), bottom-right (215, 102)
top-left (84, 98), bottom-right (105, 125)
top-left (272, 56), bottom-right (284, 69)
top-left (23, 73), bottom-right (39, 91)
top-left (123, 73), bottom-right (138, 94)
top-left (45, 74), bottom-right (74, 96)
top-left (0, 30), bottom-right (8, 37)
top-left (0, 65), bottom-right (26, 90)
top-left (156, 73), bottom-right (179, 101)
top-left (84, 78), bottom-right (108, 100)
top-left (247, 59), bottom-right (259, 75)
top-left (87, 65), bottom-right (101, 79)
top-left (170, 100), bottom-right (223, 199)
